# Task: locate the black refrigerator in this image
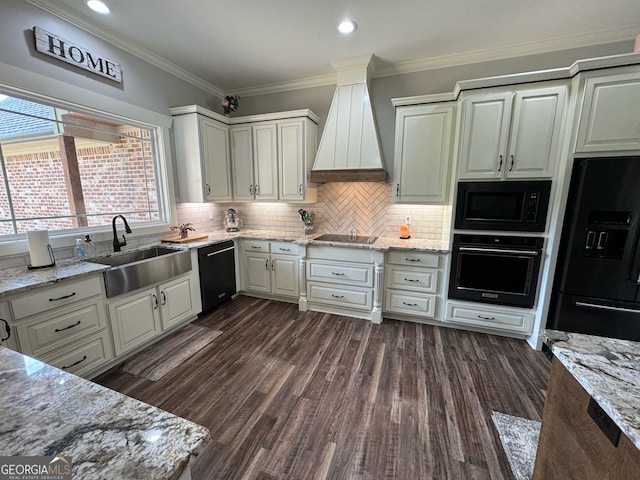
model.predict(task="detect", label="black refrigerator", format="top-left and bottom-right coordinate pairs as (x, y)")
top-left (548, 156), bottom-right (640, 341)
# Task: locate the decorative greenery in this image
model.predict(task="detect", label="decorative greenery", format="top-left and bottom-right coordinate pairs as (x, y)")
top-left (170, 223), bottom-right (195, 235)
top-left (221, 95), bottom-right (240, 115)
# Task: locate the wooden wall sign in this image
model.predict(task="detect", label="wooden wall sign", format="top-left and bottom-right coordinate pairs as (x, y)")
top-left (33, 26), bottom-right (122, 83)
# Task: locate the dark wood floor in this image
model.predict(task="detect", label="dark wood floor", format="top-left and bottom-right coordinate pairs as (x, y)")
top-left (95, 296), bottom-right (551, 480)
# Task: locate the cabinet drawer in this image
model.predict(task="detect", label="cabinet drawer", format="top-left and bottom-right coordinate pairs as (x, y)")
top-left (11, 276), bottom-right (102, 320)
top-left (16, 299), bottom-right (106, 356)
top-left (42, 330), bottom-right (114, 378)
top-left (307, 261), bottom-right (373, 287)
top-left (385, 290), bottom-right (437, 318)
top-left (445, 301), bottom-right (533, 335)
top-left (270, 241), bottom-right (298, 256)
top-left (308, 283), bottom-right (372, 310)
top-left (243, 239), bottom-right (270, 253)
top-left (386, 265), bottom-right (438, 293)
top-left (387, 250), bottom-right (440, 268)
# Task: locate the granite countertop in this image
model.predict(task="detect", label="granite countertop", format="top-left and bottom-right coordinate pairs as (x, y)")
top-left (0, 230), bottom-right (449, 298)
top-left (544, 330), bottom-right (640, 450)
top-left (0, 346), bottom-right (210, 479)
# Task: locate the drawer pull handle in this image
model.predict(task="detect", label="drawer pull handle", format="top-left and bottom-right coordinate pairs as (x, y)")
top-left (54, 320), bottom-right (81, 332)
top-left (331, 272), bottom-right (345, 276)
top-left (478, 315), bottom-right (495, 320)
top-left (403, 302), bottom-right (418, 307)
top-left (405, 258), bottom-right (421, 262)
top-left (0, 318), bottom-right (10, 341)
top-left (331, 294), bottom-right (344, 298)
top-left (49, 292), bottom-right (76, 302)
top-left (152, 294), bottom-right (159, 309)
top-left (251, 245), bottom-right (263, 249)
top-left (404, 278), bottom-right (420, 283)
top-left (279, 247), bottom-right (291, 251)
top-left (62, 355), bottom-right (87, 370)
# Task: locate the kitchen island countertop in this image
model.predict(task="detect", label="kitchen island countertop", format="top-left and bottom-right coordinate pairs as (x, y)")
top-left (544, 330), bottom-right (640, 450)
top-left (0, 346), bottom-right (210, 479)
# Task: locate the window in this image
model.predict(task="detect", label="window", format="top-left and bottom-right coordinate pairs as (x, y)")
top-left (0, 94), bottom-right (165, 237)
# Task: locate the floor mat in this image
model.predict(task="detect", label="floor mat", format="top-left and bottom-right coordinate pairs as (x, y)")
top-left (120, 324), bottom-right (222, 381)
top-left (491, 411), bottom-right (541, 480)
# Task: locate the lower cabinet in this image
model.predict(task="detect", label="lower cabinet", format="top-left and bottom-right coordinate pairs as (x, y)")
top-left (108, 273), bottom-right (196, 356)
top-left (305, 246), bottom-right (384, 323)
top-left (444, 300), bottom-right (534, 336)
top-left (383, 250), bottom-right (442, 321)
top-left (8, 275), bottom-right (115, 376)
top-left (241, 240), bottom-right (299, 300)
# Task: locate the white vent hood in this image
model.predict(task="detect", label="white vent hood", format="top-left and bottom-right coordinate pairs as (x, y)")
top-left (311, 55), bottom-right (386, 183)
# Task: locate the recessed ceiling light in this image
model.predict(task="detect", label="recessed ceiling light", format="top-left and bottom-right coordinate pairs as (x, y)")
top-left (86, 0), bottom-right (110, 14)
top-left (338, 20), bottom-right (357, 34)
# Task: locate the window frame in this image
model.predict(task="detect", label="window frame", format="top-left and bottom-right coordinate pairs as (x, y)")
top-left (0, 80), bottom-right (175, 256)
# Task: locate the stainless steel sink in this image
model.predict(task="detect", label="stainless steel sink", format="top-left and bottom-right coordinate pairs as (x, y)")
top-left (88, 246), bottom-right (191, 297)
top-left (313, 234), bottom-right (378, 245)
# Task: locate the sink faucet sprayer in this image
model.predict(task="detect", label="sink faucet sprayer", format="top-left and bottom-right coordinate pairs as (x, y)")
top-left (112, 215), bottom-right (132, 252)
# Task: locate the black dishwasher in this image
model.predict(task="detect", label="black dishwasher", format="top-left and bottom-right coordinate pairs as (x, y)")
top-left (198, 240), bottom-right (236, 312)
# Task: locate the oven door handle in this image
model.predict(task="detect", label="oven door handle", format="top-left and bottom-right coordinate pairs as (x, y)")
top-left (458, 247), bottom-right (540, 256)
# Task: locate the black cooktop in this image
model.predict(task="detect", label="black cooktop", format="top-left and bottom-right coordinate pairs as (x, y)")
top-left (313, 234), bottom-right (377, 245)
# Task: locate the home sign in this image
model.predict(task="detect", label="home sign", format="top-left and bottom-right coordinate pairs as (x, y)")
top-left (33, 26), bottom-right (122, 83)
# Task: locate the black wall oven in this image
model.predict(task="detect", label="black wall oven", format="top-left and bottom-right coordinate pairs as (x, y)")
top-left (448, 234), bottom-right (544, 308)
top-left (455, 180), bottom-right (551, 232)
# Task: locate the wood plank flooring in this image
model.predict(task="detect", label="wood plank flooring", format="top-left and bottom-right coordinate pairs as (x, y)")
top-left (95, 296), bottom-right (551, 480)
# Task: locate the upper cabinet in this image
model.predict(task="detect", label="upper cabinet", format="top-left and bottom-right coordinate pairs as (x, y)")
top-left (171, 108), bottom-right (232, 203)
top-left (576, 70), bottom-right (640, 153)
top-left (171, 106), bottom-right (319, 203)
top-left (392, 103), bottom-right (456, 204)
top-left (458, 85), bottom-right (567, 180)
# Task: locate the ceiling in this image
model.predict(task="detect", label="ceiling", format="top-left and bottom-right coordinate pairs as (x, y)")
top-left (25, 0), bottom-right (640, 96)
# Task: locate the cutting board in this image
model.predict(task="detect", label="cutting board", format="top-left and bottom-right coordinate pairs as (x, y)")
top-left (162, 233), bottom-right (209, 243)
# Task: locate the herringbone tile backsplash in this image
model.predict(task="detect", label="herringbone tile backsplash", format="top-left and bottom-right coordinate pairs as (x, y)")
top-left (177, 182), bottom-right (451, 243)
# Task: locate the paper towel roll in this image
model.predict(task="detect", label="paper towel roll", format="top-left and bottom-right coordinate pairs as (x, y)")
top-left (27, 230), bottom-right (53, 267)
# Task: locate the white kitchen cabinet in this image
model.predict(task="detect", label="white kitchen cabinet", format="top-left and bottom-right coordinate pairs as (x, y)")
top-left (241, 240), bottom-right (299, 299)
top-left (278, 119), bottom-right (318, 202)
top-left (576, 70), bottom-right (640, 152)
top-left (444, 300), bottom-right (534, 336)
top-left (393, 103), bottom-right (456, 203)
top-left (231, 123), bottom-right (278, 201)
top-left (109, 286), bottom-right (161, 356)
top-left (458, 85), bottom-right (567, 179)
top-left (8, 275), bottom-right (114, 376)
top-left (108, 272), bottom-right (197, 355)
top-left (171, 107), bottom-right (232, 202)
top-left (306, 245), bottom-right (384, 323)
top-left (384, 250), bottom-right (442, 321)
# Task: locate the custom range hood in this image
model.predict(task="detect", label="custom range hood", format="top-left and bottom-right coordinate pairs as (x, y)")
top-left (310, 55), bottom-right (386, 183)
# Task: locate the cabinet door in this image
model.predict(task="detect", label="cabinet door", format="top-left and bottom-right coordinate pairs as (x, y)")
top-left (394, 104), bottom-right (455, 203)
top-left (271, 254), bottom-right (299, 298)
top-left (108, 287), bottom-right (161, 355)
top-left (507, 86), bottom-right (566, 178)
top-left (231, 126), bottom-right (255, 200)
top-left (201, 118), bottom-right (233, 201)
top-left (576, 71), bottom-right (640, 152)
top-left (244, 253), bottom-right (271, 293)
top-left (159, 276), bottom-right (194, 330)
top-left (458, 93), bottom-right (512, 179)
top-left (253, 123), bottom-right (279, 200)
top-left (278, 120), bottom-right (305, 201)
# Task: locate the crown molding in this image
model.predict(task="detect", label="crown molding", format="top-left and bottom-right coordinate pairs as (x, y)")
top-left (375, 25), bottom-right (640, 78)
top-left (24, 0), bottom-right (223, 98)
top-left (228, 73), bottom-right (337, 98)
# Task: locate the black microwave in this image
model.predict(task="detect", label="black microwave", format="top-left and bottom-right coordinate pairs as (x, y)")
top-left (454, 180), bottom-right (552, 232)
